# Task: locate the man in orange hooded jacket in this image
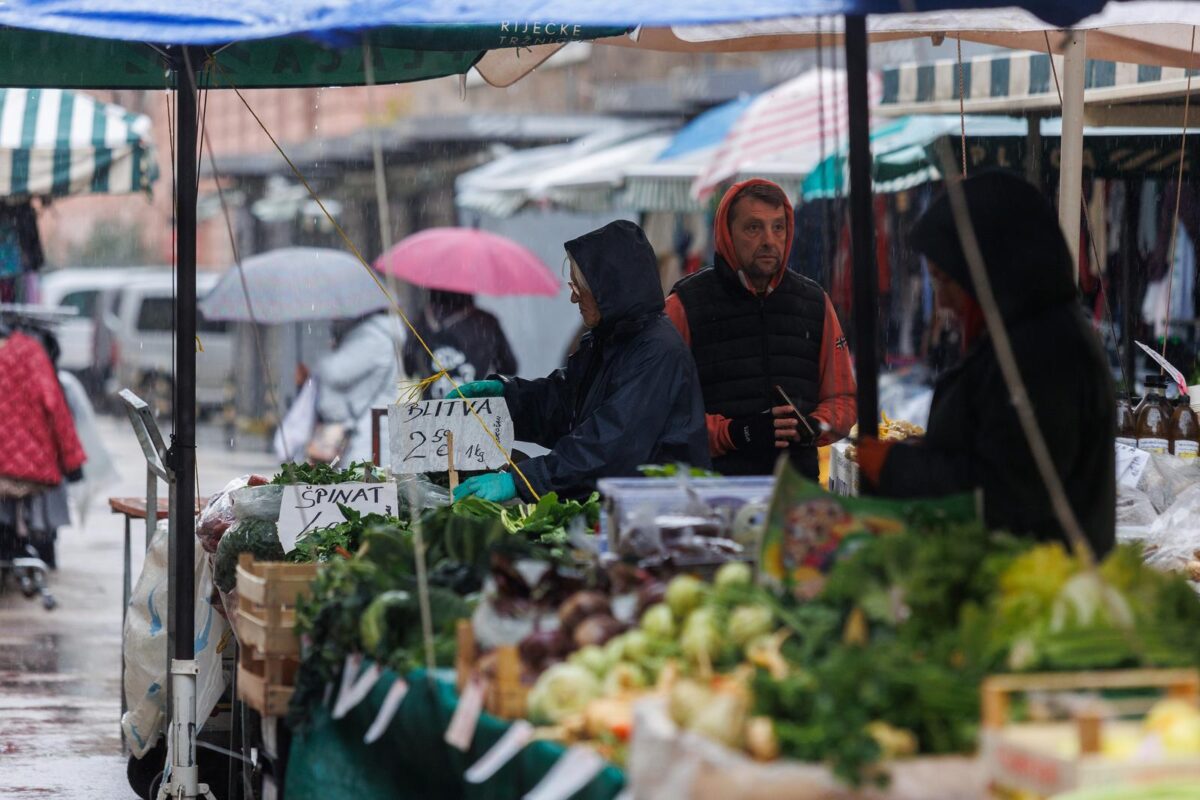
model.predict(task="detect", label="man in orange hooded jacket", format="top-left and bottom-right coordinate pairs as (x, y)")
top-left (666, 179), bottom-right (856, 478)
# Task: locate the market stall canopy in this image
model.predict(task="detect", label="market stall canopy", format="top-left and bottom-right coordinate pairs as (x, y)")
top-left (455, 120), bottom-right (673, 217)
top-left (481, 3), bottom-right (1200, 88)
top-left (878, 49), bottom-right (1200, 127)
top-left (802, 114), bottom-right (1200, 198)
top-left (620, 96), bottom-right (754, 213)
top-left (527, 132), bottom-right (675, 212)
top-left (199, 247), bottom-right (390, 324)
top-left (0, 88), bottom-right (156, 197)
top-left (691, 68), bottom-right (877, 200)
top-left (0, 1), bottom-right (1107, 40)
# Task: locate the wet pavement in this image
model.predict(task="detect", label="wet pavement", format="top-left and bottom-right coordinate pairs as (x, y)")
top-left (0, 415), bottom-right (278, 799)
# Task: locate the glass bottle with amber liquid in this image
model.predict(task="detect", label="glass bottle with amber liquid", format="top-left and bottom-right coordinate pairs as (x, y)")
top-left (1136, 376), bottom-right (1171, 456)
top-left (1170, 397), bottom-right (1200, 462)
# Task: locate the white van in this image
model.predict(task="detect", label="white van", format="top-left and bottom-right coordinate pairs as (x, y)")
top-left (110, 273), bottom-right (233, 416)
top-left (37, 267), bottom-right (161, 376)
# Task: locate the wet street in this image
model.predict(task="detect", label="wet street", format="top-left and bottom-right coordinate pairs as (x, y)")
top-left (0, 415), bottom-right (278, 799)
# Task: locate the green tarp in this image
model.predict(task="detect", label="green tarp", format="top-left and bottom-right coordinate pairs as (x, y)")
top-left (0, 25), bottom-right (625, 90)
top-left (286, 669), bottom-right (626, 800)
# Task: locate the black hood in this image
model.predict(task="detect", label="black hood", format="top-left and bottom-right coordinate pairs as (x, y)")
top-left (911, 170), bottom-right (1077, 320)
top-left (565, 220), bottom-right (664, 325)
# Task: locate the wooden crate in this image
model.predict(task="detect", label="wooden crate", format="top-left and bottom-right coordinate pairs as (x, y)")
top-left (981, 668), bottom-right (1200, 799)
top-left (234, 554), bottom-right (318, 717)
top-left (234, 554), bottom-right (317, 656)
top-left (238, 647), bottom-right (299, 718)
top-left (455, 619), bottom-right (529, 720)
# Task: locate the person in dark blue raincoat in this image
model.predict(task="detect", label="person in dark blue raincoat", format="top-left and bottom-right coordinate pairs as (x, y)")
top-left (450, 220), bottom-right (711, 503)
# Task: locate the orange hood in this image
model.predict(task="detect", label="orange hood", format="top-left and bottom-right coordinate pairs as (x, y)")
top-left (713, 178), bottom-right (795, 295)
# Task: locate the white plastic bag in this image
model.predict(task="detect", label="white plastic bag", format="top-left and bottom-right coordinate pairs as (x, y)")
top-left (1142, 483), bottom-right (1200, 573)
top-left (1116, 486), bottom-right (1158, 529)
top-left (1136, 454), bottom-right (1200, 514)
top-left (122, 519), bottom-right (230, 759)
top-left (273, 377), bottom-right (318, 463)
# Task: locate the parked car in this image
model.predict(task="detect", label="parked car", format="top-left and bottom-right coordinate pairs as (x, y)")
top-left (109, 272), bottom-right (233, 417)
top-left (37, 267), bottom-right (160, 383)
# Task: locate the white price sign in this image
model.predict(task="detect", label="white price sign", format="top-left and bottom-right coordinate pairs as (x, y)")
top-left (389, 398), bottom-right (514, 474)
top-left (276, 482), bottom-right (397, 553)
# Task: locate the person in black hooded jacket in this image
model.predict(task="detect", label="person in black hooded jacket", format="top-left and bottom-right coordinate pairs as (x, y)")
top-left (449, 220), bottom-right (710, 503)
top-left (856, 170), bottom-right (1115, 557)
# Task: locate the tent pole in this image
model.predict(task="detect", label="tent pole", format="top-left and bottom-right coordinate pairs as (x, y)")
top-left (845, 15), bottom-right (879, 442)
top-left (1058, 31), bottom-right (1087, 282)
top-left (163, 46), bottom-right (205, 800)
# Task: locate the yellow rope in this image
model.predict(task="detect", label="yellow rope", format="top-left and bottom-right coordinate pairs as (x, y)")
top-left (207, 57), bottom-right (539, 500)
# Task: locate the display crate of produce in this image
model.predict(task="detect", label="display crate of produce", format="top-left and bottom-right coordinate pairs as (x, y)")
top-left (455, 619), bottom-right (528, 720)
top-left (234, 554), bottom-right (317, 716)
top-left (981, 669), bottom-right (1200, 799)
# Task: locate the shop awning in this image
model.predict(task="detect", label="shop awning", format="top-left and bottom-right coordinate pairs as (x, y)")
top-left (878, 50), bottom-right (1198, 120)
top-left (803, 114), bottom-right (1200, 199)
top-left (0, 88), bottom-right (157, 197)
top-left (620, 95), bottom-right (751, 213)
top-left (455, 120), bottom-right (673, 217)
top-left (529, 131), bottom-right (674, 212)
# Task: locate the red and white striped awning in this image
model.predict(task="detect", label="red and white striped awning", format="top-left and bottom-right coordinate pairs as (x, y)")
top-left (691, 68), bottom-right (882, 200)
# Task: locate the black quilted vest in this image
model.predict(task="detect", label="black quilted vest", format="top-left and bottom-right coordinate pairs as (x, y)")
top-left (673, 258), bottom-right (826, 477)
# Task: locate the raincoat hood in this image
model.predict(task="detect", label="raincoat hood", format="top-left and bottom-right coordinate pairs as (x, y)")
top-left (911, 170), bottom-right (1077, 321)
top-left (714, 178), bottom-right (795, 294)
top-left (565, 220), bottom-right (664, 325)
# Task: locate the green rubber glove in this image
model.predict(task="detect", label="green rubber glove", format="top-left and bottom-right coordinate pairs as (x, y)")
top-left (446, 380), bottom-right (504, 399)
top-left (454, 472), bottom-right (517, 503)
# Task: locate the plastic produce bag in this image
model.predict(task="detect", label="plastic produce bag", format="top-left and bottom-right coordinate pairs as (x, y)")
top-left (197, 473), bottom-right (271, 553)
top-left (1136, 455), bottom-right (1200, 515)
top-left (1143, 483), bottom-right (1200, 573)
top-left (395, 472), bottom-right (450, 514)
top-left (122, 519), bottom-right (230, 758)
top-left (1115, 486), bottom-right (1158, 530)
top-left (230, 483), bottom-right (284, 522)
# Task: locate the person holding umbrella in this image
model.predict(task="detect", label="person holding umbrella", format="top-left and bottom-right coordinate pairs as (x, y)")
top-left (402, 289), bottom-right (517, 399)
top-left (376, 227), bottom-right (559, 404)
top-left (447, 220), bottom-right (710, 503)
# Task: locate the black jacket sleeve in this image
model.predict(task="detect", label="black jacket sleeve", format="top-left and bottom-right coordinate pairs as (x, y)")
top-left (513, 338), bottom-right (690, 499)
top-left (497, 370), bottom-right (574, 449)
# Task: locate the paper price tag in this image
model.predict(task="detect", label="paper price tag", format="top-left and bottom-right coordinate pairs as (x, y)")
top-left (1115, 442), bottom-right (1151, 490)
top-left (332, 658), bottom-right (382, 720)
top-left (444, 678), bottom-right (488, 751)
top-left (363, 678), bottom-right (410, 744)
top-left (389, 398), bottom-right (514, 474)
top-left (465, 720), bottom-right (534, 784)
top-left (276, 482), bottom-right (396, 553)
top-left (522, 745), bottom-right (605, 800)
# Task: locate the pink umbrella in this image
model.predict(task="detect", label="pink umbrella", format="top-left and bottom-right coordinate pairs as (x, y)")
top-left (373, 227), bottom-right (560, 297)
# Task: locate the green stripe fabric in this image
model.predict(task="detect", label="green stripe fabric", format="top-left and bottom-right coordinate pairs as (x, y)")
top-left (52, 89), bottom-right (74, 193)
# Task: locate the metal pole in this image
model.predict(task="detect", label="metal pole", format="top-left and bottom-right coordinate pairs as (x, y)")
top-left (844, 15), bottom-right (879, 441)
top-left (174, 47), bottom-right (198, 675)
top-left (1058, 31), bottom-right (1087, 282)
top-left (162, 47), bottom-right (205, 800)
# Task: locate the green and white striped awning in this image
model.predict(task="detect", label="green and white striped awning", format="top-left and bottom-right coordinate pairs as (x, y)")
top-left (880, 51), bottom-right (1199, 115)
top-left (0, 88), bottom-right (157, 198)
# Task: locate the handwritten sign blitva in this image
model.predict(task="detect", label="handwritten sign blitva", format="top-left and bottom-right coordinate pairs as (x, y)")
top-left (276, 482), bottom-right (396, 553)
top-left (389, 398), bottom-right (514, 474)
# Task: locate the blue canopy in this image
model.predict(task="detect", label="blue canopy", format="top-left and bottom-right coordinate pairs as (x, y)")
top-left (0, 1), bottom-right (1114, 44)
top-left (657, 95), bottom-right (755, 161)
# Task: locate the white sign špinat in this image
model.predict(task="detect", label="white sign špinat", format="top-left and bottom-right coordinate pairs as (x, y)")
top-left (276, 482), bottom-right (397, 553)
top-left (389, 398), bottom-right (514, 474)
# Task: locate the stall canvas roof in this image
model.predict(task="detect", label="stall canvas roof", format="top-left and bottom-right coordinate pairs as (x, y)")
top-left (0, 88), bottom-right (156, 197)
top-left (878, 50), bottom-right (1200, 121)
